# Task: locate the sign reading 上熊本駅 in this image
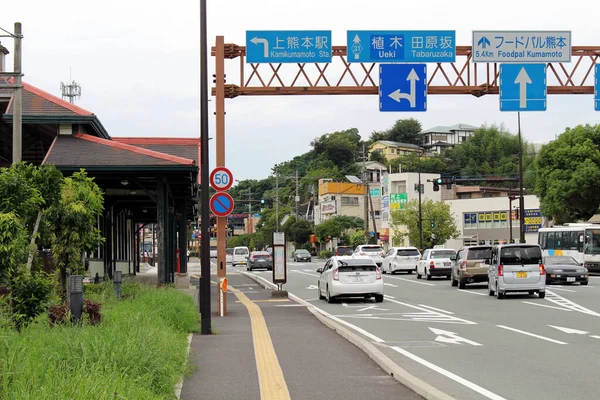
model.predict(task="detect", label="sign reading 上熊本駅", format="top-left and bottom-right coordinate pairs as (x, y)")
top-left (347, 30), bottom-right (456, 63)
top-left (472, 31), bottom-right (571, 63)
top-left (246, 30), bottom-right (332, 63)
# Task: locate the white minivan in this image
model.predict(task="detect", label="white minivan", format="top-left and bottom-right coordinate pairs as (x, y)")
top-left (487, 243), bottom-right (546, 299)
top-left (232, 246), bottom-right (250, 266)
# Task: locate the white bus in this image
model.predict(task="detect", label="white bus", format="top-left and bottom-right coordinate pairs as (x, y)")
top-left (538, 223), bottom-right (600, 271)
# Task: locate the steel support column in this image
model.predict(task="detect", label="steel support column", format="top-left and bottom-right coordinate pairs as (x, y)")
top-left (178, 201), bottom-right (188, 275)
top-left (157, 178), bottom-right (168, 284)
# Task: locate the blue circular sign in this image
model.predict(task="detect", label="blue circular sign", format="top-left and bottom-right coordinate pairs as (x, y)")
top-left (210, 192), bottom-right (235, 217)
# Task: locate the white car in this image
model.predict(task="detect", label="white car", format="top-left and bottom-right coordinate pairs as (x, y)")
top-left (316, 256), bottom-right (384, 303)
top-left (226, 248), bottom-right (233, 264)
top-left (488, 243), bottom-right (546, 299)
top-left (382, 247), bottom-right (421, 274)
top-left (417, 248), bottom-right (456, 280)
top-left (353, 244), bottom-right (385, 268)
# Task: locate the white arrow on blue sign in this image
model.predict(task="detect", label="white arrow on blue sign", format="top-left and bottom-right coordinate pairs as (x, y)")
top-left (246, 30), bottom-right (332, 63)
top-left (379, 64), bottom-right (427, 112)
top-left (595, 64), bottom-right (600, 111)
top-left (499, 63), bottom-right (547, 112)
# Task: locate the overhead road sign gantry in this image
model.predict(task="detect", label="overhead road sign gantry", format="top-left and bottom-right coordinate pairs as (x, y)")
top-left (246, 30), bottom-right (332, 63)
top-left (472, 31), bottom-right (571, 63)
top-left (499, 63), bottom-right (547, 111)
top-left (379, 64), bottom-right (427, 112)
top-left (595, 65), bottom-right (600, 111)
top-left (347, 30), bottom-right (456, 63)
top-left (210, 192), bottom-right (235, 217)
top-left (210, 166), bottom-right (234, 191)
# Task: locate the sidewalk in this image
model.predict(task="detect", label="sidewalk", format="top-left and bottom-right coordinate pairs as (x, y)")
top-left (179, 271), bottom-right (424, 400)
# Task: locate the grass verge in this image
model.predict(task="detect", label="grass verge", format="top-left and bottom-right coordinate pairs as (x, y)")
top-left (0, 281), bottom-right (199, 399)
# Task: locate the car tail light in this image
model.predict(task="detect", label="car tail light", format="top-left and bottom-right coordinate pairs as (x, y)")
top-left (539, 264), bottom-right (546, 275)
top-left (376, 267), bottom-right (382, 280)
top-left (333, 268), bottom-right (339, 281)
top-left (460, 260), bottom-right (467, 270)
top-left (360, 252), bottom-right (366, 255)
top-left (498, 264), bottom-right (504, 277)
top-left (430, 260), bottom-right (435, 268)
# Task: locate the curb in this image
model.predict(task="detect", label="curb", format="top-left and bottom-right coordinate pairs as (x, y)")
top-left (239, 271), bottom-right (454, 400)
top-left (174, 333), bottom-right (194, 399)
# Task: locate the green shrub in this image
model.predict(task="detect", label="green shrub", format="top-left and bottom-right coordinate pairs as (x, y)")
top-left (319, 250), bottom-right (333, 259)
top-left (9, 270), bottom-right (53, 330)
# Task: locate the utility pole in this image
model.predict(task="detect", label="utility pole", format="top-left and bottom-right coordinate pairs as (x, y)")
top-left (362, 144), bottom-right (369, 242)
top-left (508, 186), bottom-right (514, 243)
top-left (311, 184), bottom-right (316, 227)
top-left (518, 112), bottom-right (526, 243)
top-left (418, 155), bottom-right (423, 251)
top-left (13, 22), bottom-right (23, 163)
top-left (295, 169), bottom-right (299, 218)
top-left (276, 167), bottom-right (280, 232)
top-left (246, 188), bottom-right (253, 234)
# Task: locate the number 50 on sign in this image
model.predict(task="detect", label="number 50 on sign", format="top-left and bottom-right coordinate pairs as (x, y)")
top-left (210, 167), bottom-right (234, 191)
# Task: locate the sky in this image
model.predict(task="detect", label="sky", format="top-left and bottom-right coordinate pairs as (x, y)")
top-left (3, 0), bottom-right (600, 180)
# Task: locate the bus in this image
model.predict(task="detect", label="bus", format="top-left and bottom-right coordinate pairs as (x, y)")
top-left (538, 223), bottom-right (600, 272)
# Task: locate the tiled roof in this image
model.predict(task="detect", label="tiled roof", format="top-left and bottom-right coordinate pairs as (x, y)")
top-left (112, 137), bottom-right (200, 165)
top-left (43, 133), bottom-right (196, 167)
top-left (371, 140), bottom-right (423, 150)
top-left (5, 80), bottom-right (94, 116)
top-left (421, 123), bottom-right (477, 134)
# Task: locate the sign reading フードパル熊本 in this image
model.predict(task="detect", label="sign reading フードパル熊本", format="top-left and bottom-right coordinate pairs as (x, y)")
top-left (246, 30), bottom-right (332, 63)
top-left (472, 31), bottom-right (571, 63)
top-left (347, 30), bottom-right (456, 63)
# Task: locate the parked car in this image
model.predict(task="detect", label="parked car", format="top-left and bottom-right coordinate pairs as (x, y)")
top-left (543, 256), bottom-right (589, 285)
top-left (451, 245), bottom-right (493, 289)
top-left (353, 244), bottom-right (385, 267)
top-left (226, 248), bottom-right (234, 264)
top-left (382, 247), bottom-right (421, 274)
top-left (487, 243), bottom-right (546, 299)
top-left (293, 249), bottom-right (312, 262)
top-left (334, 246), bottom-right (353, 256)
top-left (417, 248), bottom-right (456, 280)
top-left (247, 251), bottom-right (273, 271)
top-left (316, 256), bottom-right (383, 303)
top-left (232, 246), bottom-right (250, 266)
top-left (209, 246), bottom-right (217, 258)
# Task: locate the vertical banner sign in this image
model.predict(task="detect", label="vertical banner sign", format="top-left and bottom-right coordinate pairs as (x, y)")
top-left (273, 232), bottom-right (287, 284)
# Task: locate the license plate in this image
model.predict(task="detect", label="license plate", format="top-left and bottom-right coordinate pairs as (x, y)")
top-left (444, 262), bottom-right (451, 266)
top-left (516, 271), bottom-right (527, 278)
top-left (352, 276), bottom-right (363, 283)
top-left (567, 277), bottom-right (576, 282)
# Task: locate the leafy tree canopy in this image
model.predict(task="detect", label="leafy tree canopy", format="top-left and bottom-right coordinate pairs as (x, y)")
top-left (370, 118), bottom-right (422, 145)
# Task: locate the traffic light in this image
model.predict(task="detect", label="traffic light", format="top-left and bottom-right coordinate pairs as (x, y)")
top-left (260, 199), bottom-right (265, 206)
top-left (430, 220), bottom-right (435, 228)
top-left (433, 177), bottom-right (442, 192)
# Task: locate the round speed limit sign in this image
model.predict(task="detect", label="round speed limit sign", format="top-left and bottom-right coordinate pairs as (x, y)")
top-left (210, 167), bottom-right (234, 191)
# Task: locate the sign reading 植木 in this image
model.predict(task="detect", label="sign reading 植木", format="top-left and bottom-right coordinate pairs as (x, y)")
top-left (499, 64), bottom-right (547, 112)
top-left (209, 192), bottom-right (235, 217)
top-left (210, 166), bottom-right (234, 191)
top-left (347, 30), bottom-right (456, 63)
top-left (246, 30), bottom-right (332, 63)
top-left (472, 31), bottom-right (571, 63)
top-left (379, 64), bottom-right (427, 112)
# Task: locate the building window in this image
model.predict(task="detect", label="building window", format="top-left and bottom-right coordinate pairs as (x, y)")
top-left (483, 193), bottom-right (494, 198)
top-left (374, 210), bottom-right (381, 219)
top-left (458, 193), bottom-right (472, 199)
top-left (461, 136), bottom-right (466, 142)
top-left (341, 196), bottom-right (359, 206)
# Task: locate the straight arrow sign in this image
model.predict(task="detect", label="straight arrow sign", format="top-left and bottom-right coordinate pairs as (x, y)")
top-left (514, 67), bottom-right (532, 108)
top-left (548, 325), bottom-right (589, 335)
top-left (429, 327), bottom-right (482, 346)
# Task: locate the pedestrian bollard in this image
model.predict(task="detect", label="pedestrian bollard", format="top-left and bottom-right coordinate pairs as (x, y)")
top-left (69, 275), bottom-right (84, 322)
top-left (114, 271), bottom-right (122, 299)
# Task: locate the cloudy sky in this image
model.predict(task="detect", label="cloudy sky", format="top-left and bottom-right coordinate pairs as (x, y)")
top-left (3, 0), bottom-right (600, 180)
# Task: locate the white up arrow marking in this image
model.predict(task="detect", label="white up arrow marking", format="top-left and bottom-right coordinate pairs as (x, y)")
top-left (548, 325), bottom-right (589, 335)
top-left (429, 327), bottom-right (482, 346)
top-left (306, 285), bottom-right (318, 290)
top-left (514, 67), bottom-right (532, 109)
top-left (250, 37), bottom-right (269, 57)
top-left (388, 68), bottom-right (419, 108)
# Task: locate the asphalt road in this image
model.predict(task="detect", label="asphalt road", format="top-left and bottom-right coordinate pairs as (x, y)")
top-left (239, 257), bottom-right (600, 400)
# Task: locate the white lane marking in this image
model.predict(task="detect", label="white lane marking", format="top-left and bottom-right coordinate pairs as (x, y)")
top-left (384, 296), bottom-right (476, 325)
top-left (384, 275), bottom-right (436, 286)
top-left (386, 295), bottom-right (396, 299)
top-left (545, 290), bottom-right (600, 316)
top-left (275, 304), bottom-right (305, 307)
top-left (384, 282), bottom-right (398, 287)
top-left (290, 270), bottom-right (320, 278)
top-left (241, 271), bottom-right (386, 343)
top-left (357, 305), bottom-right (389, 312)
top-left (391, 346), bottom-right (507, 400)
top-left (548, 325), bottom-right (589, 335)
top-left (303, 269), bottom-right (316, 272)
top-left (429, 327), bottom-right (482, 346)
top-left (496, 325), bottom-right (568, 345)
top-left (522, 301), bottom-right (571, 311)
top-left (305, 285), bottom-right (318, 290)
top-left (591, 335), bottom-right (600, 339)
top-left (457, 289), bottom-right (487, 296)
top-left (548, 287), bottom-right (576, 293)
top-left (418, 304), bottom-right (455, 315)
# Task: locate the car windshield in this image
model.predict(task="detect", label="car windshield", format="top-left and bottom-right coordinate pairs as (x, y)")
top-left (361, 246), bottom-right (383, 253)
top-left (397, 249), bottom-right (420, 257)
top-left (235, 248), bottom-right (248, 255)
top-left (336, 247), bottom-right (353, 255)
top-left (431, 250), bottom-right (455, 259)
top-left (296, 250), bottom-right (310, 255)
top-left (226, 248), bottom-right (233, 255)
top-left (544, 256), bottom-right (579, 265)
top-left (467, 248), bottom-right (491, 259)
top-left (500, 246), bottom-right (542, 265)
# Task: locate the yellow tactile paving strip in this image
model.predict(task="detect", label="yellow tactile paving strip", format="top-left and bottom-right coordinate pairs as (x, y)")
top-left (229, 285), bottom-right (291, 400)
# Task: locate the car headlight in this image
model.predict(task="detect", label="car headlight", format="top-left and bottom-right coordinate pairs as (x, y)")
top-left (578, 269), bottom-right (586, 273)
top-left (553, 269), bottom-right (563, 273)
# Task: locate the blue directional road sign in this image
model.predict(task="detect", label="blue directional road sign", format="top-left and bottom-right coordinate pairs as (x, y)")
top-left (594, 64), bottom-right (600, 111)
top-left (347, 31), bottom-right (455, 63)
top-left (499, 63), bottom-right (546, 111)
top-left (379, 64), bottom-right (427, 112)
top-left (246, 30), bottom-right (332, 63)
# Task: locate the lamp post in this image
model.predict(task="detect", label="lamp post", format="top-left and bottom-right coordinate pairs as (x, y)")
top-left (518, 112), bottom-right (526, 243)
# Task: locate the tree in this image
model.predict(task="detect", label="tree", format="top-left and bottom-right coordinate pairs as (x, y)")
top-left (282, 216), bottom-right (313, 246)
top-left (388, 153), bottom-right (449, 174)
top-left (0, 212), bottom-right (28, 285)
top-left (46, 170), bottom-right (105, 296)
top-left (390, 199), bottom-right (459, 250)
top-left (369, 150), bottom-right (386, 164)
top-left (349, 230), bottom-right (366, 248)
top-left (370, 118), bottom-right (422, 145)
top-left (535, 124), bottom-right (600, 223)
top-left (331, 215), bottom-right (364, 233)
top-left (315, 218), bottom-right (342, 242)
